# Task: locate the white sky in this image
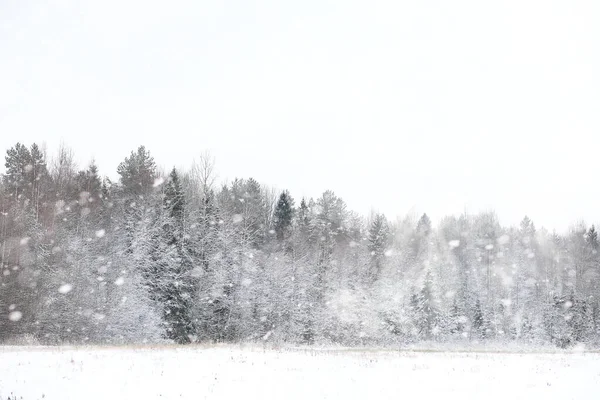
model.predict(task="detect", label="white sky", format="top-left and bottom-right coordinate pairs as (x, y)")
top-left (1, 0), bottom-right (599, 232)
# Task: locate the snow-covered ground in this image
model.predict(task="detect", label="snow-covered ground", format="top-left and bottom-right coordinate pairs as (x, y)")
top-left (1, 345), bottom-right (599, 400)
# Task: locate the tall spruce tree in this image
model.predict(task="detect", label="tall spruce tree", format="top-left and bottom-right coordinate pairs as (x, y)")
top-left (367, 213), bottom-right (389, 282)
top-left (117, 146), bottom-right (157, 197)
top-left (157, 168), bottom-right (194, 343)
top-left (273, 190), bottom-right (294, 241)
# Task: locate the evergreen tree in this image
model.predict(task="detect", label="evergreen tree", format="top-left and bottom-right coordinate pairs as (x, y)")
top-left (296, 198), bottom-right (310, 234)
top-left (473, 299), bottom-right (485, 338)
top-left (367, 213), bottom-right (389, 282)
top-left (273, 190), bottom-right (294, 241)
top-left (117, 146), bottom-right (157, 196)
top-left (410, 271), bottom-right (439, 340)
top-left (3, 142), bottom-right (32, 200)
top-left (154, 168), bottom-right (195, 343)
top-left (413, 213), bottom-right (432, 257)
top-left (416, 213), bottom-right (432, 237)
top-left (2, 140), bottom-right (600, 347)
top-left (587, 225), bottom-right (598, 250)
top-left (76, 162), bottom-right (103, 202)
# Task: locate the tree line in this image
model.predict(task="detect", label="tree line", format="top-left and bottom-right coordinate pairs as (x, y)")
top-left (0, 143), bottom-right (598, 348)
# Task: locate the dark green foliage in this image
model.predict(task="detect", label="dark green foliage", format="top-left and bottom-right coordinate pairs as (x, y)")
top-left (76, 162), bottom-right (103, 202)
top-left (296, 198), bottom-right (310, 234)
top-left (472, 299), bottom-right (490, 339)
top-left (3, 143), bottom-right (49, 210)
top-left (117, 146), bottom-right (156, 196)
top-left (587, 225), bottom-right (598, 250)
top-left (3, 142), bottom-right (33, 199)
top-left (155, 168), bottom-right (195, 343)
top-left (273, 190), bottom-right (294, 241)
top-left (164, 168), bottom-right (185, 240)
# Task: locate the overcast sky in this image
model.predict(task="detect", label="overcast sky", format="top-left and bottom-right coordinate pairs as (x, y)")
top-left (1, 0), bottom-right (598, 232)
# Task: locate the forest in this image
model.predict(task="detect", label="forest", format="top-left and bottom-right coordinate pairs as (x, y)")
top-left (0, 142), bottom-right (598, 348)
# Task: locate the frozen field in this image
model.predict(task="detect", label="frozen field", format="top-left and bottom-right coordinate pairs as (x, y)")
top-left (1, 345), bottom-right (599, 400)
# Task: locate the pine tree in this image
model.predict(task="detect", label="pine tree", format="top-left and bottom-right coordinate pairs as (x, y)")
top-left (156, 168), bottom-right (194, 343)
top-left (587, 225), bottom-right (598, 250)
top-left (273, 190), bottom-right (294, 241)
top-left (117, 146), bottom-right (157, 196)
top-left (296, 198), bottom-right (310, 234)
top-left (410, 271), bottom-right (439, 340)
top-left (164, 168), bottom-right (185, 242)
top-left (3, 143), bottom-right (32, 200)
top-left (3, 143), bottom-right (49, 211)
top-left (413, 213), bottom-right (432, 257)
top-left (367, 213), bottom-right (389, 282)
top-left (473, 299), bottom-right (485, 338)
top-left (76, 162), bottom-right (103, 202)
top-left (416, 213), bottom-right (432, 237)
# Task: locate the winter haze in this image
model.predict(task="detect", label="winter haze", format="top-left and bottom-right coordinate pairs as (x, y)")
top-left (2, 2), bottom-right (600, 399)
top-left (1, 0), bottom-right (599, 231)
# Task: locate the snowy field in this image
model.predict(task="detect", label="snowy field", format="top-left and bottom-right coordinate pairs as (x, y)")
top-left (1, 345), bottom-right (599, 400)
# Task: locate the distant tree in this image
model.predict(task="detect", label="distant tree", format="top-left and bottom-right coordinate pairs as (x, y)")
top-left (152, 168), bottom-right (195, 343)
top-left (2, 140), bottom-right (600, 347)
top-left (410, 271), bottom-right (439, 340)
top-left (76, 162), bottom-right (103, 202)
top-left (296, 198), bottom-right (310, 234)
top-left (412, 213), bottom-right (432, 257)
top-left (3, 143), bottom-right (49, 212)
top-left (416, 213), bottom-right (431, 237)
top-left (3, 142), bottom-right (32, 200)
top-left (50, 143), bottom-right (77, 200)
top-left (367, 213), bottom-right (390, 282)
top-left (472, 299), bottom-right (485, 338)
top-left (117, 146), bottom-right (157, 196)
top-left (273, 190), bottom-right (294, 241)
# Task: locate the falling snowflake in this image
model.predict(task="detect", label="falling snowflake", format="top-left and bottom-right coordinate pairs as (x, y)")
top-left (114, 277), bottom-right (125, 286)
top-left (242, 278), bottom-right (252, 287)
top-left (95, 229), bottom-right (106, 238)
top-left (501, 298), bottom-right (512, 307)
top-left (153, 177), bottom-right (165, 187)
top-left (8, 311), bottom-right (22, 322)
top-left (497, 234), bottom-right (510, 245)
top-left (58, 284), bottom-right (73, 294)
top-left (190, 266), bottom-right (204, 278)
top-left (448, 240), bottom-right (460, 248)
